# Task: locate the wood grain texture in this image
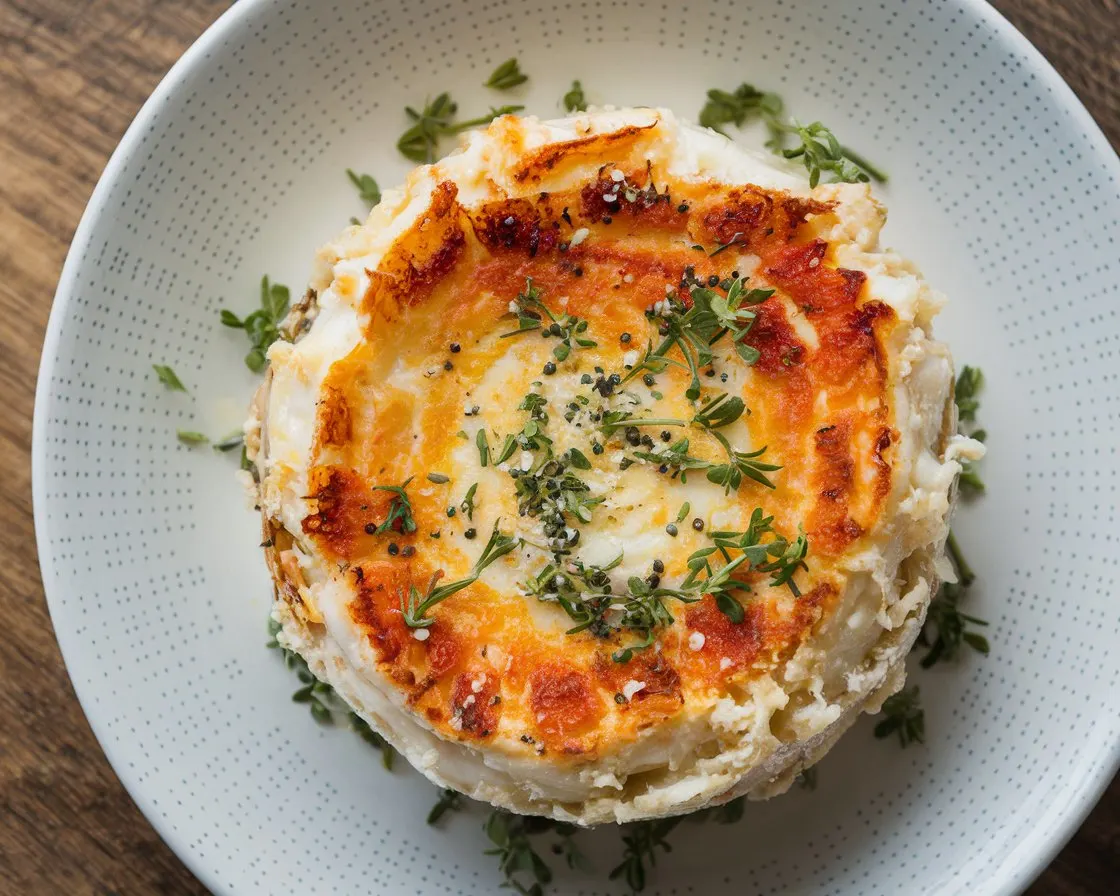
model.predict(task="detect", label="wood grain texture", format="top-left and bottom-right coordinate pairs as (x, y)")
top-left (0, 0), bottom-right (1115, 893)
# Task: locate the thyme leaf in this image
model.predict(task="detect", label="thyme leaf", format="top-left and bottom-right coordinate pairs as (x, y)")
top-left (346, 169), bottom-right (381, 206)
top-left (698, 82), bottom-right (886, 186)
top-left (873, 685), bottom-right (925, 747)
top-left (371, 478), bottom-right (418, 535)
top-left (153, 364), bottom-right (187, 392)
top-left (220, 276), bottom-right (290, 372)
top-left (563, 79), bottom-right (587, 112)
top-left (485, 57), bottom-right (528, 90)
top-left (400, 524), bottom-right (519, 627)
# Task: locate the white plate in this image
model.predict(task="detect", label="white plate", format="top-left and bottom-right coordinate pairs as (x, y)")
top-left (33, 0), bottom-right (1120, 893)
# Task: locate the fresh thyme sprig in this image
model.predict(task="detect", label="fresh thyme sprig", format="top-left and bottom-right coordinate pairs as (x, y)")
top-left (918, 532), bottom-right (989, 667)
top-left (563, 79), bottom-right (587, 112)
top-left (266, 617), bottom-right (394, 767)
top-left (346, 169), bottom-right (381, 206)
top-left (483, 811), bottom-right (557, 896)
top-left (955, 365), bottom-right (986, 495)
top-left (400, 523), bottom-right (519, 628)
top-left (618, 392), bottom-right (780, 492)
top-left (698, 82), bottom-right (887, 186)
top-left (485, 57), bottom-right (528, 90)
top-left (371, 478), bottom-right (418, 535)
top-left (873, 685), bottom-right (925, 747)
top-left (220, 275), bottom-right (291, 372)
top-left (609, 817), bottom-right (681, 893)
top-left (623, 276), bottom-right (770, 400)
top-left (397, 93), bottom-right (524, 163)
top-left (501, 278), bottom-right (597, 362)
top-left (427, 788), bottom-right (464, 825)
top-left (153, 364), bottom-right (187, 392)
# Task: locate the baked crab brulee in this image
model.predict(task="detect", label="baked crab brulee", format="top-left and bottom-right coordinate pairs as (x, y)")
top-left (246, 107), bottom-right (976, 825)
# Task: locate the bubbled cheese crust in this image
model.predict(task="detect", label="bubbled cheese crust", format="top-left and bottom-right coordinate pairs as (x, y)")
top-left (252, 108), bottom-right (972, 825)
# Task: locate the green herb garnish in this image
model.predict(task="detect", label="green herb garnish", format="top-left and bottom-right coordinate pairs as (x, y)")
top-left (485, 57), bottom-right (528, 90)
top-left (212, 432), bottom-right (244, 452)
top-left (873, 686), bottom-right (925, 747)
top-left (346, 169), bottom-right (381, 206)
top-left (220, 275), bottom-right (291, 372)
top-left (177, 430), bottom-right (208, 445)
top-left (955, 365), bottom-right (983, 423)
top-left (698, 82), bottom-right (886, 186)
top-left (476, 429), bottom-right (491, 467)
top-left (400, 524), bottom-right (518, 627)
top-left (918, 532), bottom-right (989, 667)
top-left (623, 276), bottom-right (770, 400)
top-left (397, 93), bottom-right (524, 163)
top-left (502, 278), bottom-right (596, 361)
top-left (427, 788), bottom-right (463, 825)
top-left (484, 811), bottom-right (572, 895)
top-left (563, 79), bottom-right (587, 112)
top-left (371, 478), bottom-right (417, 535)
top-left (153, 364), bottom-right (187, 392)
top-left (266, 617), bottom-right (394, 766)
top-left (460, 482), bottom-right (478, 520)
top-left (610, 818), bottom-right (681, 893)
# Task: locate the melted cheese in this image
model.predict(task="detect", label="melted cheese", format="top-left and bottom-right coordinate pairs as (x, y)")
top-left (254, 108), bottom-right (974, 824)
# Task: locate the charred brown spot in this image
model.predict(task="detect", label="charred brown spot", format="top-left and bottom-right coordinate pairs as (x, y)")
top-left (697, 191), bottom-right (832, 251)
top-left (362, 181), bottom-right (466, 316)
top-left (743, 301), bottom-right (807, 376)
top-left (450, 671), bottom-right (501, 738)
top-left (685, 596), bottom-right (764, 676)
top-left (510, 123), bottom-right (657, 183)
top-left (315, 384), bottom-right (352, 448)
top-left (529, 663), bottom-right (602, 738)
top-left (469, 198), bottom-right (557, 256)
top-left (808, 420), bottom-right (865, 554)
top-left (764, 240), bottom-right (866, 312)
top-left (348, 561), bottom-right (411, 664)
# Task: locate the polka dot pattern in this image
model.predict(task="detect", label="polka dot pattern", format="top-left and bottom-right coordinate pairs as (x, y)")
top-left (33, 0), bottom-right (1120, 893)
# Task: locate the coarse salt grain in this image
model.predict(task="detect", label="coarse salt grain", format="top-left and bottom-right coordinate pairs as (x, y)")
top-left (622, 350), bottom-right (639, 368)
top-left (414, 629), bottom-right (431, 642)
top-left (610, 169), bottom-right (625, 182)
top-left (719, 657), bottom-right (732, 671)
top-left (688, 631), bottom-right (706, 651)
top-left (569, 227), bottom-right (590, 247)
top-left (622, 679), bottom-right (646, 701)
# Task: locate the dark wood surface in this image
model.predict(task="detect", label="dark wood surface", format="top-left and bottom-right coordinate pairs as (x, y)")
top-left (0, 0), bottom-right (1116, 893)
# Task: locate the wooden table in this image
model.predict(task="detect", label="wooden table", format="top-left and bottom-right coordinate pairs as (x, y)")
top-left (1, 1), bottom-right (1116, 892)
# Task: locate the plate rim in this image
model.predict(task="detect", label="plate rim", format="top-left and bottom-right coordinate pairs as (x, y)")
top-left (30, 0), bottom-right (1120, 893)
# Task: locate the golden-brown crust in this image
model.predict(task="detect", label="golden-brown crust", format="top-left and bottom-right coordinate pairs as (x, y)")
top-left (290, 166), bottom-right (903, 761)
